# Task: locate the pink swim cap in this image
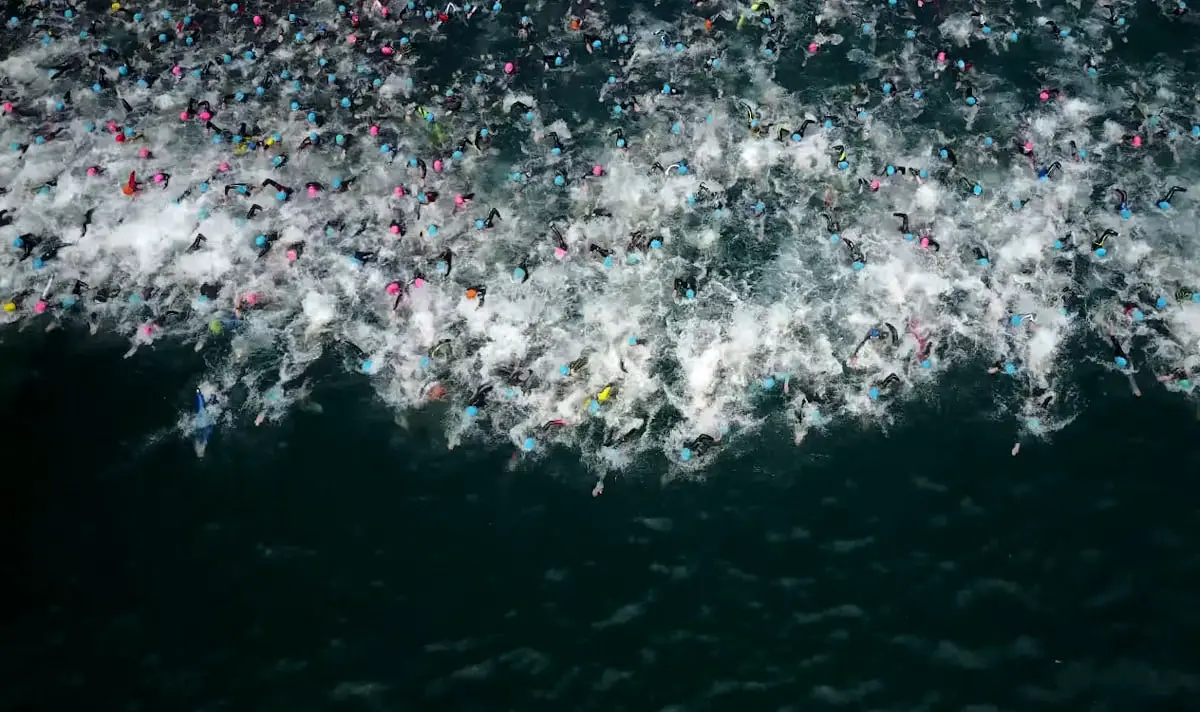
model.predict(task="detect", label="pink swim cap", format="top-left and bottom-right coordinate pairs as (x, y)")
top-left (870, 179), bottom-right (880, 190)
top-left (920, 237), bottom-right (930, 247)
top-left (433, 159), bottom-right (443, 172)
top-left (286, 249), bottom-right (298, 261)
top-left (381, 45), bottom-right (394, 55)
top-left (454, 194), bottom-right (465, 206)
top-left (86, 167), bottom-right (98, 176)
top-left (199, 111), bottom-right (211, 121)
top-left (308, 185), bottom-right (319, 198)
top-left (389, 224), bottom-right (400, 234)
top-left (179, 111), bottom-right (190, 121)
top-left (34, 300), bottom-right (46, 314)
top-left (172, 65), bottom-right (182, 76)
top-left (244, 292), bottom-right (259, 306)
top-left (140, 148), bottom-right (151, 158)
top-left (1131, 135), bottom-right (1142, 147)
top-left (218, 161), bottom-right (230, 172)
top-left (394, 186), bottom-right (405, 197)
top-left (504, 61), bottom-right (515, 74)
top-left (369, 124), bottom-right (379, 136)
top-left (107, 121), bottom-right (119, 132)
top-left (347, 34), bottom-right (357, 44)
top-left (380, 6), bottom-right (388, 16)
top-left (554, 247), bottom-right (567, 259)
top-left (142, 325), bottom-right (154, 336)
top-left (153, 172), bottom-right (164, 183)
top-left (385, 282), bottom-right (401, 296)
top-left (592, 165), bottom-right (603, 176)
top-left (937, 51), bottom-right (946, 62)
top-left (1, 102), bottom-right (12, 113)
top-left (253, 15), bottom-right (262, 25)
top-left (808, 42), bottom-right (819, 53)
top-left (1039, 91), bottom-right (1049, 101)
top-left (413, 277), bottom-right (425, 288)
top-left (1023, 141), bottom-right (1034, 152)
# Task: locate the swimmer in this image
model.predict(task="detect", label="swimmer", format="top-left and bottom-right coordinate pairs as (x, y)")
top-left (465, 285), bottom-right (487, 307)
top-left (1108, 331), bottom-right (1142, 396)
top-left (1037, 161), bottom-right (1062, 180)
top-left (551, 225), bottom-right (569, 256)
top-left (680, 433), bottom-right (719, 461)
top-left (673, 276), bottom-right (698, 300)
top-left (1156, 185), bottom-right (1186, 209)
top-left (1092, 229), bottom-right (1118, 254)
top-left (850, 323), bottom-right (899, 362)
top-left (435, 249), bottom-right (454, 276)
top-left (842, 238), bottom-right (866, 268)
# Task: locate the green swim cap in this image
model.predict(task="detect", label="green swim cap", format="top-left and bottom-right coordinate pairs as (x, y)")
top-left (209, 319), bottom-right (223, 334)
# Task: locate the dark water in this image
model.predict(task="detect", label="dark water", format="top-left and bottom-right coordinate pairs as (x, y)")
top-left (4, 329), bottom-right (1200, 711)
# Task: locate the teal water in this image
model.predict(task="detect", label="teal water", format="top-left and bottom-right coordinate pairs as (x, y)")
top-left (3, 329), bottom-right (1200, 710)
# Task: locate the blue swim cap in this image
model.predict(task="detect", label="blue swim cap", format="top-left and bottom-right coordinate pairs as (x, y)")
top-left (212, 135), bottom-right (222, 144)
top-left (1004, 363), bottom-right (1016, 375)
top-left (551, 146), bottom-right (561, 155)
top-left (685, 288), bottom-right (695, 299)
top-left (233, 135), bottom-right (243, 144)
top-left (257, 86), bottom-right (265, 95)
top-left (466, 405), bottom-right (479, 417)
top-left (1095, 247), bottom-right (1107, 257)
top-left (1132, 308), bottom-right (1144, 321)
top-left (972, 184), bottom-right (983, 195)
top-left (762, 377), bottom-right (776, 390)
top-left (838, 160), bottom-right (849, 170)
top-left (1120, 208), bottom-right (1131, 219)
top-left (680, 447), bottom-right (693, 462)
top-left (886, 165), bottom-right (895, 175)
top-left (618, 33), bottom-right (628, 43)
top-left (276, 191), bottom-right (287, 201)
top-left (628, 336), bottom-right (639, 346)
top-left (650, 239), bottom-right (662, 249)
top-left (513, 267), bottom-right (526, 281)
top-left (428, 225), bottom-right (439, 237)
top-left (453, 150), bottom-right (463, 160)
top-left (554, 175), bottom-right (565, 186)
top-left (882, 82), bottom-right (893, 94)
top-left (868, 387), bottom-right (879, 400)
top-left (244, 50), bottom-right (255, 60)
top-left (792, 132), bottom-right (801, 142)
top-left (966, 96), bottom-right (977, 106)
top-left (603, 256), bottom-right (614, 268)
top-left (982, 25), bottom-right (991, 34)
top-left (475, 219), bottom-right (485, 229)
top-left (675, 42), bottom-right (685, 51)
top-left (862, 22), bottom-right (871, 33)
top-left (830, 233), bottom-right (840, 242)
top-left (1115, 356), bottom-right (1128, 367)
top-left (158, 33), bottom-right (167, 42)
top-left (307, 112), bottom-right (317, 122)
top-left (523, 437), bottom-right (536, 451)
top-left (1010, 314), bottom-right (1023, 326)
top-left (335, 134), bottom-right (346, 145)
top-left (939, 148), bottom-right (948, 159)
top-left (1157, 296), bottom-right (1169, 309)
top-left (920, 359), bottom-right (932, 369)
top-left (593, 39), bottom-right (602, 48)
top-left (1059, 28), bottom-right (1070, 37)
top-left (662, 83), bottom-right (671, 94)
top-left (524, 111), bottom-right (534, 121)
top-left (906, 29), bottom-right (917, 39)
top-left (1053, 239), bottom-right (1063, 250)
top-left (1011, 200), bottom-right (1022, 209)
top-left (341, 97), bottom-right (351, 108)
top-left (380, 144), bottom-right (391, 154)
top-left (616, 138), bottom-right (626, 148)
top-left (589, 399), bottom-right (601, 414)
top-left (1009, 30), bottom-right (1019, 41)
top-left (1159, 201), bottom-right (1170, 210)
top-left (32, 257), bottom-right (44, 270)
top-left (919, 169), bottom-right (928, 178)
top-left (331, 178), bottom-right (343, 189)
top-left (559, 364), bottom-right (570, 376)
top-left (10, 237), bottom-right (21, 248)
top-left (852, 261), bottom-right (865, 271)
top-left (824, 119), bottom-right (833, 129)
top-left (255, 235), bottom-right (267, 247)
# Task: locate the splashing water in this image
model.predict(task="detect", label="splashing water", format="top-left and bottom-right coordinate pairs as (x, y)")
top-left (2, 0), bottom-right (1199, 475)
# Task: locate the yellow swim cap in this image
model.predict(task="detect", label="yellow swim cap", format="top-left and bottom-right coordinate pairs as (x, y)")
top-left (111, 2), bottom-right (121, 10)
top-left (265, 137), bottom-right (275, 146)
top-left (597, 385), bottom-right (613, 403)
top-left (3, 303), bottom-right (16, 313)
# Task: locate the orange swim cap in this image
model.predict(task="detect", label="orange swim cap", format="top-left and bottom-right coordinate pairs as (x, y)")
top-left (122, 184), bottom-right (135, 196)
top-left (466, 288), bottom-right (478, 300)
top-left (569, 17), bottom-right (581, 30)
top-left (705, 18), bottom-right (713, 32)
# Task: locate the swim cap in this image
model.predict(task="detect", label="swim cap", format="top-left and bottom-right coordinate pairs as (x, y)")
top-left (920, 359), bottom-right (932, 369)
top-left (1004, 363), bottom-right (1016, 375)
top-left (465, 405), bottom-right (479, 417)
top-left (512, 267), bottom-right (526, 281)
top-left (868, 387), bottom-right (880, 400)
top-left (1157, 296), bottom-right (1168, 309)
top-left (685, 288), bottom-right (695, 299)
top-left (1095, 247), bottom-right (1107, 257)
top-left (762, 377), bottom-right (776, 390)
top-left (680, 447), bottom-right (693, 461)
top-left (466, 288), bottom-right (478, 300)
top-left (852, 261), bottom-right (865, 271)
top-left (1115, 356), bottom-right (1128, 368)
top-left (385, 282), bottom-right (401, 296)
top-left (523, 437), bottom-right (535, 451)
